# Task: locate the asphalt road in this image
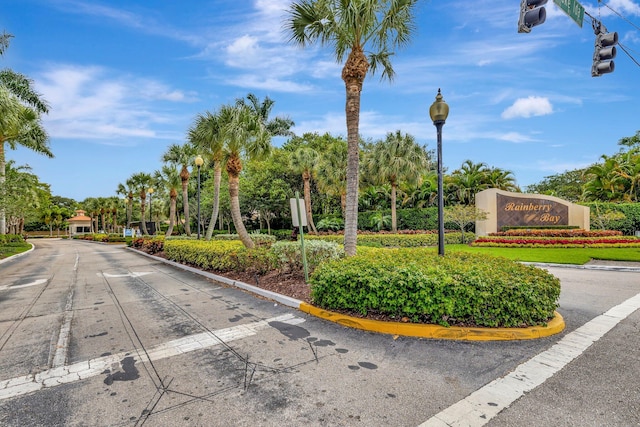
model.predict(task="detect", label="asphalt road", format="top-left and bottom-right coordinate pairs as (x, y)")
top-left (0, 239), bottom-right (638, 427)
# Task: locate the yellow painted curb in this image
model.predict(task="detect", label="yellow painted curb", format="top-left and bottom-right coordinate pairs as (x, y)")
top-left (299, 303), bottom-right (565, 341)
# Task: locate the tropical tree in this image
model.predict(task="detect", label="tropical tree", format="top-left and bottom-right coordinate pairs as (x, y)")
top-left (285, 0), bottom-right (419, 255)
top-left (582, 156), bottom-right (629, 202)
top-left (485, 167), bottom-right (519, 192)
top-left (155, 165), bottom-right (182, 236)
top-left (238, 93), bottom-right (295, 138)
top-left (116, 178), bottom-right (137, 228)
top-left (316, 138), bottom-right (348, 216)
top-left (290, 147), bottom-right (319, 232)
top-left (217, 102), bottom-right (271, 248)
top-left (129, 172), bottom-right (153, 235)
top-left (188, 111), bottom-right (224, 240)
top-left (162, 143), bottom-right (196, 235)
top-left (1, 32), bottom-right (53, 234)
top-left (363, 131), bottom-right (427, 232)
top-left (3, 161), bottom-right (47, 234)
top-left (448, 160), bottom-right (490, 205)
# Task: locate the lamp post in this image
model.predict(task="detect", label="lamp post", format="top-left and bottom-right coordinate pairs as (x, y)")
top-left (195, 155), bottom-right (204, 239)
top-left (429, 88), bottom-right (449, 256)
top-left (148, 187), bottom-right (154, 234)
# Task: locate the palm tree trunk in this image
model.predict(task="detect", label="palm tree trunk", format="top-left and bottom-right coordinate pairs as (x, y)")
top-left (205, 163), bottom-right (222, 240)
top-left (140, 199), bottom-right (148, 235)
top-left (228, 171), bottom-right (254, 249)
top-left (303, 176), bottom-right (317, 233)
top-left (391, 183), bottom-right (397, 232)
top-left (342, 47), bottom-right (368, 256)
top-left (182, 180), bottom-right (191, 236)
top-left (166, 195), bottom-right (176, 236)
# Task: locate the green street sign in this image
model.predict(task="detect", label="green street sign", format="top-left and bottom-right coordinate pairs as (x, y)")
top-left (554, 0), bottom-right (585, 28)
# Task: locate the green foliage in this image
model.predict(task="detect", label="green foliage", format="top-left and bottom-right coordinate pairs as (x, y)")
top-left (271, 240), bottom-right (344, 273)
top-left (307, 232), bottom-right (475, 248)
top-left (368, 212), bottom-right (391, 231)
top-left (213, 233), bottom-right (276, 246)
top-left (316, 217), bottom-right (344, 231)
top-left (310, 249), bottom-right (560, 327)
top-left (164, 240), bottom-right (276, 274)
top-left (0, 234), bottom-right (24, 244)
top-left (582, 202), bottom-right (640, 235)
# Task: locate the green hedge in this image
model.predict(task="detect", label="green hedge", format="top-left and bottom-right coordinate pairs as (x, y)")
top-left (310, 249), bottom-right (560, 327)
top-left (582, 202), bottom-right (640, 235)
top-left (164, 240), bottom-right (276, 274)
top-left (0, 234), bottom-right (25, 244)
top-left (306, 232), bottom-right (475, 247)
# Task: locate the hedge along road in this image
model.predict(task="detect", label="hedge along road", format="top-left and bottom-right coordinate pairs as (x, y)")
top-left (0, 239), bottom-right (638, 426)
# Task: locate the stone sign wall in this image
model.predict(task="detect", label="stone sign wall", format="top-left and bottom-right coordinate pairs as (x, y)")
top-left (476, 189), bottom-right (589, 236)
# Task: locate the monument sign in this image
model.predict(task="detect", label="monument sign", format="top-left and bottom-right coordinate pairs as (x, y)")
top-left (476, 189), bottom-right (589, 236)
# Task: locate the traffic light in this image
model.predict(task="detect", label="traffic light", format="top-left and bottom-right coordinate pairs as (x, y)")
top-left (592, 22), bottom-right (618, 77)
top-left (518, 0), bottom-right (548, 33)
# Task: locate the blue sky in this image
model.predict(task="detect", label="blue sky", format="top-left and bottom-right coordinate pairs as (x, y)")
top-left (2, 0), bottom-right (640, 201)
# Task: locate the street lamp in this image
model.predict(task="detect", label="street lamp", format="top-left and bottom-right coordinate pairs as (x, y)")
top-left (148, 187), bottom-right (154, 234)
top-left (195, 155), bottom-right (204, 239)
top-left (429, 88), bottom-right (449, 256)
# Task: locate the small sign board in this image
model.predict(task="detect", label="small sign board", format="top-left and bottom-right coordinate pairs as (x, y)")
top-left (290, 198), bottom-right (307, 227)
top-left (554, 0), bottom-right (585, 28)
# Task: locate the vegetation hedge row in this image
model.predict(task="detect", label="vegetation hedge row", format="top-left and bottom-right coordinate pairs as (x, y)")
top-left (583, 202), bottom-right (640, 235)
top-left (306, 232), bottom-right (474, 247)
top-left (0, 234), bottom-right (25, 244)
top-left (310, 249), bottom-right (560, 328)
top-left (75, 233), bottom-right (128, 243)
top-left (491, 229), bottom-right (622, 237)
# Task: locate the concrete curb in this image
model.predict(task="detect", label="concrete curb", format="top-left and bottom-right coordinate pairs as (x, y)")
top-left (127, 247), bottom-right (566, 341)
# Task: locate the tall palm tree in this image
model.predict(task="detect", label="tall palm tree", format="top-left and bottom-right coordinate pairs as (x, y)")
top-left (188, 110), bottom-right (223, 240)
top-left (486, 167), bottom-right (519, 192)
top-left (582, 156), bottom-right (629, 202)
top-left (130, 172), bottom-right (153, 235)
top-left (155, 165), bottom-right (182, 236)
top-left (0, 87), bottom-right (51, 234)
top-left (285, 0), bottom-right (418, 255)
top-left (162, 143), bottom-right (197, 235)
top-left (364, 131), bottom-right (427, 232)
top-left (218, 103), bottom-right (271, 249)
top-left (290, 147), bottom-right (319, 232)
top-left (116, 178), bottom-right (136, 228)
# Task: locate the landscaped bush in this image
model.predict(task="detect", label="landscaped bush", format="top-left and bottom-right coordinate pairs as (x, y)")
top-left (164, 240), bottom-right (276, 274)
top-left (491, 229), bottom-right (622, 237)
top-left (306, 232), bottom-right (475, 247)
top-left (0, 234), bottom-right (25, 244)
top-left (310, 249), bottom-right (560, 328)
top-left (316, 217), bottom-right (345, 231)
top-left (271, 240), bottom-right (344, 273)
top-left (213, 233), bottom-right (276, 247)
top-left (130, 236), bottom-right (165, 254)
top-left (582, 202), bottom-right (640, 235)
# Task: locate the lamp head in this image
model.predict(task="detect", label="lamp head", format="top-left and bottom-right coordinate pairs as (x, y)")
top-left (195, 155), bottom-right (204, 167)
top-left (429, 88), bottom-right (449, 124)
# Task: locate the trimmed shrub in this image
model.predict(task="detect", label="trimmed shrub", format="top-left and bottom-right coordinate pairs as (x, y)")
top-left (0, 234), bottom-right (25, 244)
top-left (310, 249), bottom-right (560, 328)
top-left (271, 240), bottom-right (344, 273)
top-left (306, 232), bottom-right (475, 247)
top-left (213, 233), bottom-right (276, 247)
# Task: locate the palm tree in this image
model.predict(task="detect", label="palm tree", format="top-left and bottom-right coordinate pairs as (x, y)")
top-left (188, 110), bottom-right (223, 240)
top-left (218, 102), bottom-right (271, 249)
top-left (364, 131), bottom-right (427, 232)
top-left (155, 165), bottom-right (182, 236)
top-left (239, 93), bottom-right (295, 137)
top-left (290, 147), bottom-right (320, 233)
top-left (116, 178), bottom-right (136, 228)
top-left (0, 87), bottom-right (51, 234)
top-left (582, 156), bottom-right (629, 202)
top-left (130, 172), bottom-right (153, 235)
top-left (285, 0), bottom-right (418, 255)
top-left (448, 160), bottom-right (490, 205)
top-left (486, 167), bottom-right (519, 192)
top-left (162, 143), bottom-right (197, 236)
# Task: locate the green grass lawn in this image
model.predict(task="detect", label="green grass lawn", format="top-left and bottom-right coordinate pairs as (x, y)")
top-left (446, 244), bottom-right (640, 264)
top-left (0, 242), bottom-right (32, 260)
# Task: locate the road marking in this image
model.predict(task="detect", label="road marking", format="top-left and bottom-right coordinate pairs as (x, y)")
top-left (420, 291), bottom-right (640, 427)
top-left (0, 279), bottom-right (48, 292)
top-left (0, 313), bottom-right (304, 401)
top-left (100, 272), bottom-right (153, 278)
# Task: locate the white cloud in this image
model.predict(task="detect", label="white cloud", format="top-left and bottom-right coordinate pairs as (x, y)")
top-left (225, 74), bottom-right (316, 93)
top-left (584, 0), bottom-right (640, 17)
top-left (35, 64), bottom-right (191, 142)
top-left (502, 96), bottom-right (553, 119)
top-left (499, 132), bottom-right (537, 143)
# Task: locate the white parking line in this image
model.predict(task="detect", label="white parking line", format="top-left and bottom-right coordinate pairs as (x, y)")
top-left (0, 313), bottom-right (304, 401)
top-left (420, 291), bottom-right (640, 427)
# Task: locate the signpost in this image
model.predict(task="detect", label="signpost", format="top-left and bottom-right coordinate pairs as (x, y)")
top-left (290, 193), bottom-right (309, 283)
top-left (553, 0), bottom-right (585, 28)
